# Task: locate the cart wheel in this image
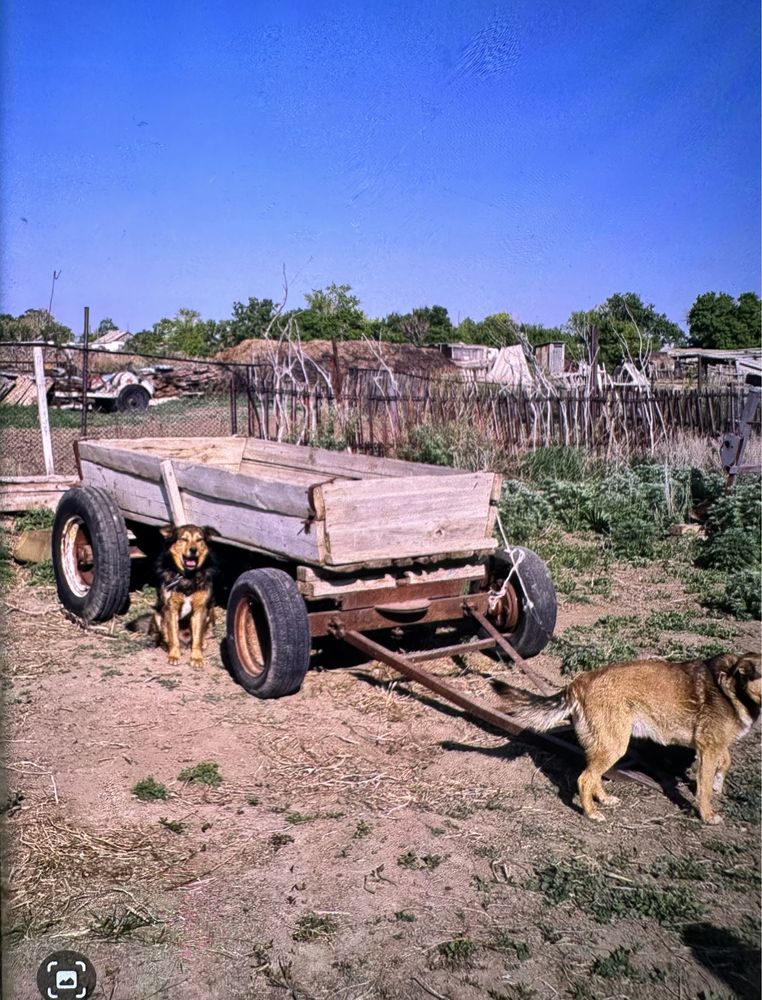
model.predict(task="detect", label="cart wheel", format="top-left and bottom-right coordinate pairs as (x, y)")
top-left (226, 568), bottom-right (310, 698)
top-left (116, 385), bottom-right (150, 412)
top-left (482, 546), bottom-right (557, 658)
top-left (52, 486), bottom-right (131, 622)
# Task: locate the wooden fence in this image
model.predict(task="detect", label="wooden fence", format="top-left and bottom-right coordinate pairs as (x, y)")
top-left (237, 369), bottom-right (752, 458)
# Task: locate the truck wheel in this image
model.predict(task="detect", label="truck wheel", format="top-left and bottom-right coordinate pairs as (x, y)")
top-left (117, 385), bottom-right (150, 412)
top-left (52, 486), bottom-right (131, 622)
top-left (227, 568), bottom-right (310, 698)
top-left (482, 546), bottom-right (557, 658)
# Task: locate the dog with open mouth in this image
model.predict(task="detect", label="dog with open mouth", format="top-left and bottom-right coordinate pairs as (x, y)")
top-left (150, 524), bottom-right (219, 667)
top-left (492, 651), bottom-right (761, 823)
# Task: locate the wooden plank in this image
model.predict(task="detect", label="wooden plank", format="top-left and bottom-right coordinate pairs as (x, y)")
top-left (486, 473), bottom-right (502, 536)
top-left (296, 561), bottom-right (485, 599)
top-left (33, 347), bottom-right (55, 475)
top-left (0, 476), bottom-right (76, 513)
top-left (180, 463), bottom-right (312, 519)
top-left (315, 472), bottom-right (496, 565)
top-left (79, 441), bottom-right (312, 518)
top-left (81, 461), bottom-right (320, 564)
top-left (239, 458), bottom-right (339, 488)
top-left (160, 460), bottom-right (187, 524)
top-left (81, 437), bottom-right (247, 471)
top-left (296, 566), bottom-right (398, 599)
top-left (243, 437), bottom-right (458, 479)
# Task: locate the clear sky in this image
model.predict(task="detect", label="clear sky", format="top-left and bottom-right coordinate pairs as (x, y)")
top-left (2, 0), bottom-right (759, 335)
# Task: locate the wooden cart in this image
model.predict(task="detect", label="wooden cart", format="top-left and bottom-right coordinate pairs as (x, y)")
top-left (50, 434), bottom-right (557, 702)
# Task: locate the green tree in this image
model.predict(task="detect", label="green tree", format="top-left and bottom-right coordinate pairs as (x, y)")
top-left (688, 291), bottom-right (761, 350)
top-left (130, 308), bottom-right (221, 357)
top-left (293, 283), bottom-right (368, 340)
top-left (219, 297), bottom-right (277, 348)
top-left (570, 293), bottom-right (685, 370)
top-left (0, 308), bottom-right (73, 345)
top-left (382, 304), bottom-right (453, 346)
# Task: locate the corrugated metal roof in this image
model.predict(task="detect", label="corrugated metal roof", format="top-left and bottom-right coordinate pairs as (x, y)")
top-left (91, 328), bottom-right (131, 346)
top-left (667, 347), bottom-right (762, 362)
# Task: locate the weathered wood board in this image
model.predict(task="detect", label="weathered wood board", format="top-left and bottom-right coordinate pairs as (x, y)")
top-left (77, 437), bottom-right (501, 570)
top-left (0, 475), bottom-right (77, 512)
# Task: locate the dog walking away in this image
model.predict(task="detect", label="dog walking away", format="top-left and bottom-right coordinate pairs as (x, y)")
top-left (492, 652), bottom-right (761, 823)
top-left (151, 524), bottom-right (219, 667)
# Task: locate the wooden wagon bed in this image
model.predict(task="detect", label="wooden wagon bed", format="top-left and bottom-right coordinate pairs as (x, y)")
top-left (77, 436), bottom-right (501, 571)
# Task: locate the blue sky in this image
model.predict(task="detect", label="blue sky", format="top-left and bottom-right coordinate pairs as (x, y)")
top-left (2, 0), bottom-right (759, 335)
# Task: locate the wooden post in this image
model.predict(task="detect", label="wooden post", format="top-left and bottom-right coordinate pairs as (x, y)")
top-left (160, 460), bottom-right (187, 525)
top-left (32, 346), bottom-right (55, 476)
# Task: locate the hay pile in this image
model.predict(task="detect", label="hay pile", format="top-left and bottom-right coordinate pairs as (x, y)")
top-left (215, 339), bottom-right (458, 378)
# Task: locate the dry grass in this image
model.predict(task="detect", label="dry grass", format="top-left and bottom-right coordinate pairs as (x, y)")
top-left (3, 807), bottom-right (196, 936)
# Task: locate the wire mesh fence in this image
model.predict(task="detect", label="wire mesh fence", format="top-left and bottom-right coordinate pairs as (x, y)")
top-left (0, 340), bottom-right (757, 478)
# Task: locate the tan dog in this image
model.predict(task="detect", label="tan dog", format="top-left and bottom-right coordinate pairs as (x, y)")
top-left (150, 524), bottom-right (219, 667)
top-left (492, 652), bottom-right (761, 823)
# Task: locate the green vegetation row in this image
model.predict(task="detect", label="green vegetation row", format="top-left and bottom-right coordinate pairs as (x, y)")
top-left (2, 286), bottom-right (759, 367)
top-left (492, 448), bottom-right (760, 624)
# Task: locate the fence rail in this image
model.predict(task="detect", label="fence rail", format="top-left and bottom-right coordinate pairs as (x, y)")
top-left (0, 341), bottom-right (757, 477)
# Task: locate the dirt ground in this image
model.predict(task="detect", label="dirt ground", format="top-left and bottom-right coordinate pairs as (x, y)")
top-left (1, 535), bottom-right (760, 1000)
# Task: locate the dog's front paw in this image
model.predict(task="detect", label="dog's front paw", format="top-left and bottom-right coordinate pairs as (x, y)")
top-left (602, 794), bottom-right (621, 807)
top-left (586, 811), bottom-right (607, 823)
top-left (168, 652), bottom-right (180, 666)
top-left (191, 655), bottom-right (204, 669)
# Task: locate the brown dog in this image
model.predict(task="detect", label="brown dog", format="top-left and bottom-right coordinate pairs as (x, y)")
top-left (150, 524), bottom-right (219, 667)
top-left (492, 652), bottom-right (761, 823)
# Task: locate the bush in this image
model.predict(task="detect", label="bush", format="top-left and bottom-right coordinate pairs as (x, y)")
top-left (698, 477), bottom-right (761, 572)
top-left (715, 570), bottom-right (762, 620)
top-left (521, 446), bottom-right (590, 483)
top-left (498, 481), bottom-right (553, 545)
top-left (399, 422), bottom-right (454, 467)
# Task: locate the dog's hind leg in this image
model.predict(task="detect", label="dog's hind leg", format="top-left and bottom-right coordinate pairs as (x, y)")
top-left (577, 728), bottom-right (629, 822)
top-left (712, 748), bottom-right (732, 795)
top-left (696, 746), bottom-right (725, 823)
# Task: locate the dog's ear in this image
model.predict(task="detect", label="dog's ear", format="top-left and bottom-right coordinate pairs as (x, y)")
top-left (159, 524), bottom-right (177, 540)
top-left (733, 653), bottom-right (761, 682)
top-left (202, 526), bottom-right (220, 540)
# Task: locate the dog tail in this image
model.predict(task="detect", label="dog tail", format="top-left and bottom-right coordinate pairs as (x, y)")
top-left (490, 678), bottom-right (570, 732)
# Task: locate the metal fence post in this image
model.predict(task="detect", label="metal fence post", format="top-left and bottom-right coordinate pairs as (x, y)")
top-left (80, 306), bottom-right (90, 438)
top-left (229, 368), bottom-right (238, 435)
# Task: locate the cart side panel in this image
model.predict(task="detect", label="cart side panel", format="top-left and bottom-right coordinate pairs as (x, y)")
top-left (243, 438), bottom-right (460, 480)
top-left (314, 472), bottom-right (500, 566)
top-left (79, 437), bottom-right (248, 472)
top-left (81, 460), bottom-right (321, 563)
top-left (79, 441), bottom-right (313, 518)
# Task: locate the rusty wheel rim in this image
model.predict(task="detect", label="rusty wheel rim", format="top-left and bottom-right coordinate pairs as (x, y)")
top-left (60, 516), bottom-right (94, 597)
top-left (487, 578), bottom-right (520, 632)
top-left (233, 596), bottom-right (266, 679)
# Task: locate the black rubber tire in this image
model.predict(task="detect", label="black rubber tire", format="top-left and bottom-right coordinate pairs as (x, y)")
top-left (483, 546), bottom-right (557, 658)
top-left (116, 385), bottom-right (150, 412)
top-left (52, 486), bottom-right (131, 622)
top-left (226, 568), bottom-right (311, 698)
